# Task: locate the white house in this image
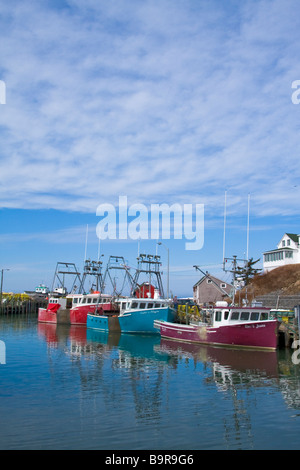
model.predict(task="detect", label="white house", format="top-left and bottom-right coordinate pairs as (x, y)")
top-left (263, 233), bottom-right (300, 272)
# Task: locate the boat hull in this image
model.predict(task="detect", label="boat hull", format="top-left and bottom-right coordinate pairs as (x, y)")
top-left (87, 307), bottom-right (176, 334)
top-left (155, 320), bottom-right (279, 350)
top-left (38, 307), bottom-right (57, 324)
top-left (87, 314), bottom-right (121, 332)
top-left (38, 307), bottom-right (72, 325)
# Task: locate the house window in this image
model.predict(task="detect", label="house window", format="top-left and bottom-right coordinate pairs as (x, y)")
top-left (282, 240), bottom-right (285, 247)
top-left (264, 251), bottom-right (284, 262)
top-left (207, 279), bottom-right (212, 284)
top-left (287, 239), bottom-right (290, 246)
top-left (220, 283), bottom-right (226, 288)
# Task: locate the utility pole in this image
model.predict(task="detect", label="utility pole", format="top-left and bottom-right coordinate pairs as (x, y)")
top-left (0, 269), bottom-right (10, 313)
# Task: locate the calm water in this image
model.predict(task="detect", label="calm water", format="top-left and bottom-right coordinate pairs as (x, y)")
top-left (0, 314), bottom-right (300, 450)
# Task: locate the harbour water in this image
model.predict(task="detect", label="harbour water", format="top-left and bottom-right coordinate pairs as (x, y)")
top-left (1, 313), bottom-right (300, 450)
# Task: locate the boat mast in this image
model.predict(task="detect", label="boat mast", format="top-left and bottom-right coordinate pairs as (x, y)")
top-left (80, 259), bottom-right (103, 293)
top-left (102, 256), bottom-right (134, 297)
top-left (246, 193), bottom-right (250, 262)
top-left (51, 262), bottom-right (84, 295)
top-left (132, 254), bottom-right (165, 299)
top-left (222, 190), bottom-right (227, 271)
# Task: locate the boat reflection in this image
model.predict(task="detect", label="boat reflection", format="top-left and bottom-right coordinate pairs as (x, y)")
top-left (37, 322), bottom-right (300, 417)
top-left (157, 338), bottom-right (279, 379)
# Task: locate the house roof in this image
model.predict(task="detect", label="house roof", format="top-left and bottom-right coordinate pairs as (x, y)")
top-left (286, 233), bottom-right (299, 243)
top-left (193, 273), bottom-right (232, 289)
top-left (264, 247), bottom-right (294, 254)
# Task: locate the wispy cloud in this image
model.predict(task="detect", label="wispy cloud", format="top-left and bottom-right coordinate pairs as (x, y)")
top-left (0, 0), bottom-right (300, 218)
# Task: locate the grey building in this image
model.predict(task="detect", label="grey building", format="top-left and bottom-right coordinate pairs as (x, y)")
top-left (193, 273), bottom-right (232, 306)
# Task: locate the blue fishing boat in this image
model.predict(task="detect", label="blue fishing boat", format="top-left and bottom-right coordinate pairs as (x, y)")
top-left (87, 254), bottom-right (176, 334)
top-left (87, 296), bottom-right (176, 334)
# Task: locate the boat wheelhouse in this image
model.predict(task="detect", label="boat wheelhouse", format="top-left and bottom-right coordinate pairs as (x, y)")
top-left (35, 284), bottom-right (50, 295)
top-left (70, 292), bottom-right (117, 325)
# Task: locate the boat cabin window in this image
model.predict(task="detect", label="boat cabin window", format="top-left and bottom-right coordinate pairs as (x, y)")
top-left (87, 298), bottom-right (92, 304)
top-left (215, 310), bottom-right (222, 322)
top-left (148, 302), bottom-right (153, 308)
top-left (250, 312), bottom-right (259, 321)
top-left (73, 298), bottom-right (78, 304)
top-left (121, 302), bottom-right (126, 310)
top-left (92, 298), bottom-right (97, 304)
top-left (260, 312), bottom-right (269, 320)
top-left (231, 311), bottom-right (240, 320)
top-left (240, 312), bottom-right (250, 321)
top-left (131, 302), bottom-right (138, 309)
top-left (82, 298), bottom-right (86, 304)
top-left (224, 310), bottom-right (229, 320)
top-left (140, 303), bottom-right (146, 309)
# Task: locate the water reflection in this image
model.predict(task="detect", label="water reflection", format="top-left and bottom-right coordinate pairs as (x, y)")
top-left (36, 322), bottom-right (300, 449)
top-left (37, 323), bottom-right (300, 398)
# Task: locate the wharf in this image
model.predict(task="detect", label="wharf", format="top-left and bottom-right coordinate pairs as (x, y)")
top-left (278, 321), bottom-right (299, 348)
top-left (0, 298), bottom-right (47, 315)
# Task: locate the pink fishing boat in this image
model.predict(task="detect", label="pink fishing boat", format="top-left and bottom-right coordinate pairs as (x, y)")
top-left (154, 304), bottom-right (279, 350)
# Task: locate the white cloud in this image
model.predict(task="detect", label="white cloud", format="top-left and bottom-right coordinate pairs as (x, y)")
top-left (0, 0), bottom-right (300, 218)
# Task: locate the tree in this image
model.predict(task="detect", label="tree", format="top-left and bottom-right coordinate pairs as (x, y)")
top-left (235, 258), bottom-right (261, 286)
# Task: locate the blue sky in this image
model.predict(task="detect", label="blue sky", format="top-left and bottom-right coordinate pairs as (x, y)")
top-left (0, 0), bottom-right (300, 296)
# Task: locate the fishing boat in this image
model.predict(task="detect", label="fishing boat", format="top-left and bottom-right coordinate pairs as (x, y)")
top-left (38, 292), bottom-right (117, 325)
top-left (87, 254), bottom-right (176, 334)
top-left (70, 292), bottom-right (117, 325)
top-left (38, 294), bottom-right (81, 324)
top-left (154, 303), bottom-right (279, 350)
top-left (87, 295), bottom-right (175, 334)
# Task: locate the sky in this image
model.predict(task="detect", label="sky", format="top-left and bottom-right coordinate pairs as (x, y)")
top-left (0, 0), bottom-right (300, 296)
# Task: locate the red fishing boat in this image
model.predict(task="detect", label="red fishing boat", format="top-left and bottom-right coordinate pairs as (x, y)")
top-left (70, 292), bottom-right (118, 325)
top-left (38, 295), bottom-right (72, 324)
top-left (154, 304), bottom-right (279, 350)
top-left (38, 292), bottom-right (118, 325)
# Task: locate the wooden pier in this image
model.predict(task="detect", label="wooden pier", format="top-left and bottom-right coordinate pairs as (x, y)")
top-left (0, 299), bottom-right (47, 316)
top-left (278, 321), bottom-right (299, 348)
